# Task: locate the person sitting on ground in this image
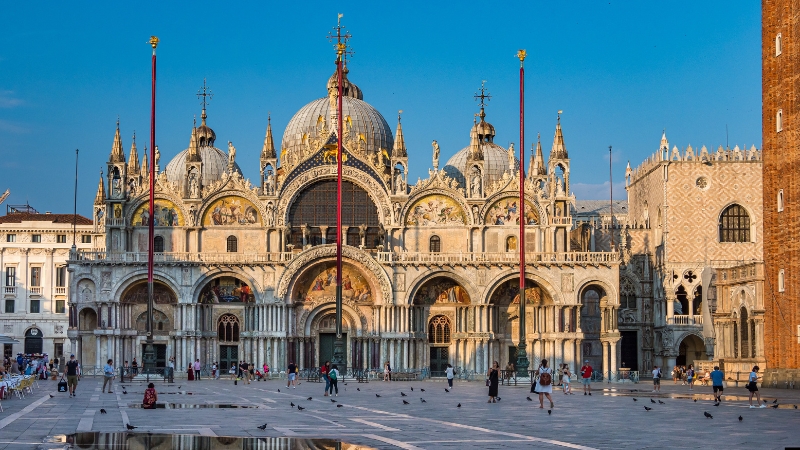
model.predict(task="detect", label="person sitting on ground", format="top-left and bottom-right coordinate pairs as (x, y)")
top-left (142, 382), bottom-right (158, 409)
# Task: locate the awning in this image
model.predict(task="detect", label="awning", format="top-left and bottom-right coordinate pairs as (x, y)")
top-left (0, 335), bottom-right (20, 344)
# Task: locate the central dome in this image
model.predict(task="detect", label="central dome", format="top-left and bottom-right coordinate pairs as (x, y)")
top-left (281, 69), bottom-right (393, 161)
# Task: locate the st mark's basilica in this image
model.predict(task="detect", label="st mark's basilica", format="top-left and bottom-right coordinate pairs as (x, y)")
top-left (64, 51), bottom-right (765, 379)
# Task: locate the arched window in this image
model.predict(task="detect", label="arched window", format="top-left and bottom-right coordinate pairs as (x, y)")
top-left (719, 204), bottom-right (751, 243)
top-left (776, 33), bottom-right (783, 56)
top-left (226, 236), bottom-right (238, 253)
top-left (620, 278), bottom-right (636, 309)
top-left (506, 235), bottom-right (517, 252)
top-left (429, 235), bottom-right (441, 253)
top-left (778, 189), bottom-right (784, 212)
top-left (218, 314), bottom-right (240, 342)
top-left (428, 315), bottom-right (451, 344)
top-left (153, 236), bottom-right (164, 253)
top-left (779, 269), bottom-right (785, 292)
top-left (777, 109), bottom-right (783, 132)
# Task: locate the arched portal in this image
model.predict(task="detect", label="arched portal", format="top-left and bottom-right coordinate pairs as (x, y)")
top-left (218, 313), bottom-right (241, 372)
top-left (489, 278), bottom-right (553, 369)
top-left (428, 315), bottom-right (452, 376)
top-left (412, 275), bottom-right (470, 374)
top-left (316, 313), bottom-right (351, 369)
top-left (198, 276), bottom-right (254, 304)
top-left (677, 334), bottom-right (707, 367)
top-left (24, 328), bottom-right (43, 355)
top-left (580, 284), bottom-right (605, 371)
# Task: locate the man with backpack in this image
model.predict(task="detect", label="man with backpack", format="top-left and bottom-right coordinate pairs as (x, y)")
top-left (652, 365), bottom-right (662, 392)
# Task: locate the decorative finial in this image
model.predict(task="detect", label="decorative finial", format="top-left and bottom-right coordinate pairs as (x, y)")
top-left (398, 110), bottom-right (403, 123)
top-left (557, 110), bottom-right (563, 123)
top-left (149, 36), bottom-right (159, 49)
top-left (268, 112), bottom-right (271, 124)
top-left (132, 131), bottom-right (136, 143)
top-left (516, 49), bottom-right (527, 66)
top-left (193, 115), bottom-right (196, 127)
top-left (197, 78), bottom-right (213, 113)
top-left (116, 116), bottom-right (120, 128)
top-left (474, 81), bottom-right (492, 111)
top-left (328, 16), bottom-right (354, 64)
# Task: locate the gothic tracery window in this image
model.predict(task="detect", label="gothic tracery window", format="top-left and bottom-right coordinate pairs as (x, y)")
top-left (620, 277), bottom-right (636, 309)
top-left (218, 314), bottom-right (240, 342)
top-left (428, 315), bottom-right (451, 344)
top-left (719, 204), bottom-right (751, 243)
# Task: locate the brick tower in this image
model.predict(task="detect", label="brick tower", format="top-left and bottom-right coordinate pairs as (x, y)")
top-left (763, 0), bottom-right (800, 384)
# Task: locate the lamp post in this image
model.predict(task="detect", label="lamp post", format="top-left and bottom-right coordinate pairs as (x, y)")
top-left (143, 35), bottom-right (159, 376)
top-left (515, 49), bottom-right (530, 377)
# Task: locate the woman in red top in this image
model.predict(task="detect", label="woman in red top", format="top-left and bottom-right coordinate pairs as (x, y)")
top-left (142, 383), bottom-right (158, 409)
top-left (321, 361), bottom-right (331, 396)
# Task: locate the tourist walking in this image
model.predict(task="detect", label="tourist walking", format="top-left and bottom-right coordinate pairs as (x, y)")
top-left (287, 361), bottom-right (297, 388)
top-left (131, 358), bottom-right (138, 376)
top-left (142, 382), bottom-right (158, 409)
top-left (229, 363), bottom-right (237, 381)
top-left (536, 359), bottom-right (555, 409)
top-left (580, 360), bottom-right (593, 395)
top-left (561, 364), bottom-right (573, 395)
top-left (487, 360), bottom-right (499, 403)
top-left (672, 366), bottom-right (680, 384)
top-left (66, 354), bottom-right (79, 397)
top-left (194, 359), bottom-right (202, 380)
top-left (445, 363), bottom-right (454, 388)
top-left (652, 365), bottom-right (662, 392)
top-left (211, 362), bottom-right (218, 380)
top-left (384, 361), bottom-right (391, 381)
top-left (710, 365), bottom-right (724, 402)
top-left (167, 357), bottom-right (175, 383)
top-left (328, 364), bottom-right (340, 396)
top-left (687, 364), bottom-right (695, 391)
top-left (747, 365), bottom-right (766, 408)
top-left (102, 359), bottom-right (115, 393)
top-left (321, 361), bottom-right (331, 396)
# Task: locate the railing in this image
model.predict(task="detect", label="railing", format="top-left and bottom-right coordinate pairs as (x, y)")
top-left (590, 370), bottom-right (640, 383)
top-left (54, 287), bottom-right (67, 295)
top-left (550, 217), bottom-right (573, 226)
top-left (376, 251), bottom-right (618, 264)
top-left (105, 218), bottom-right (126, 226)
top-left (28, 286), bottom-right (43, 296)
top-left (73, 251), bottom-right (296, 264)
top-left (669, 315), bottom-right (703, 325)
top-left (3, 286), bottom-right (16, 296)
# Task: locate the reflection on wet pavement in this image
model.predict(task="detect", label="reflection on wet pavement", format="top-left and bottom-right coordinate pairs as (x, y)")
top-left (46, 433), bottom-right (373, 449)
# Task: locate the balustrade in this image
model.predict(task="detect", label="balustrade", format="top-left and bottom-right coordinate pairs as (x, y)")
top-left (668, 315), bottom-right (703, 325)
top-left (29, 286), bottom-right (43, 296)
top-left (3, 286), bottom-right (16, 296)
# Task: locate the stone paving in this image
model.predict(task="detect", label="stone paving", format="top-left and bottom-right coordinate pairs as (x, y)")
top-left (0, 376), bottom-right (799, 449)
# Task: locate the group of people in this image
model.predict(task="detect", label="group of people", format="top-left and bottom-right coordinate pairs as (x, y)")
top-left (671, 364), bottom-right (698, 389)
top-left (320, 361), bottom-right (341, 396)
top-left (3, 353), bottom-right (55, 379)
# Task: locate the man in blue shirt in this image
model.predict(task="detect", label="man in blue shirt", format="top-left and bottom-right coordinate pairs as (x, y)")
top-left (102, 359), bottom-right (115, 393)
top-left (710, 365), bottom-right (724, 403)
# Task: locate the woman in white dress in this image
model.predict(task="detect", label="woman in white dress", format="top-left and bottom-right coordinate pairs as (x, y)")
top-left (536, 359), bottom-right (555, 409)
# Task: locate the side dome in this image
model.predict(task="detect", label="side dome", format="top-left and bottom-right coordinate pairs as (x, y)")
top-left (443, 143), bottom-right (516, 188)
top-left (165, 146), bottom-right (243, 193)
top-left (281, 69), bottom-right (393, 163)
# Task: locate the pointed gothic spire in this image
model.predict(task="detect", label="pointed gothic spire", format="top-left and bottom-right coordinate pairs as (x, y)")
top-left (392, 111), bottom-right (407, 158)
top-left (94, 172), bottom-right (105, 205)
top-left (109, 119), bottom-right (126, 163)
top-left (261, 115), bottom-right (277, 159)
top-left (127, 132), bottom-right (140, 174)
top-left (551, 112), bottom-right (568, 159)
top-left (531, 133), bottom-right (546, 176)
top-left (187, 119), bottom-right (201, 162)
top-left (467, 115), bottom-right (483, 161)
top-left (140, 147), bottom-right (149, 179)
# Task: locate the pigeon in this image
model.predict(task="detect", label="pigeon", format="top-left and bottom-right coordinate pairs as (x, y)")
top-left (336, 404), bottom-right (343, 408)
top-left (122, 390), bottom-right (128, 395)
top-left (257, 424), bottom-right (268, 430)
top-left (771, 404), bottom-right (779, 409)
top-left (403, 400), bottom-right (409, 405)
top-left (126, 424), bottom-right (137, 430)
top-left (401, 392), bottom-right (407, 397)
top-left (633, 398), bottom-right (638, 402)
top-left (644, 406), bottom-right (652, 411)
top-left (496, 397), bottom-right (501, 401)
top-left (411, 387), bottom-right (414, 391)
top-left (100, 409), bottom-right (107, 414)
top-left (650, 399), bottom-right (656, 404)
top-left (693, 399), bottom-right (697, 402)
top-left (658, 400), bottom-right (665, 404)
top-left (307, 397), bottom-right (313, 401)
top-left (445, 388), bottom-right (450, 393)
top-left (547, 409), bottom-right (551, 415)
top-left (297, 406), bottom-right (305, 411)
top-left (376, 394), bottom-right (381, 398)
top-left (763, 400), bottom-right (768, 403)
top-left (290, 402), bottom-right (295, 407)
top-left (773, 399), bottom-right (778, 404)
top-left (714, 402), bottom-right (720, 407)
top-left (739, 415), bottom-right (743, 421)
top-left (357, 388), bottom-right (360, 391)
top-left (457, 403), bottom-right (461, 408)
top-left (49, 394), bottom-right (54, 398)
top-left (278, 389), bottom-right (280, 392)
top-left (526, 397), bottom-right (533, 401)
top-left (331, 399), bottom-right (337, 403)
top-left (177, 385), bottom-right (182, 389)
top-left (420, 389), bottom-right (425, 392)
top-left (704, 412), bottom-right (713, 419)
top-left (420, 398), bottom-right (426, 403)
top-left (794, 405), bottom-right (798, 409)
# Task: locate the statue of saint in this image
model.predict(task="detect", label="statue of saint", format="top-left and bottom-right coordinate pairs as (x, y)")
top-left (395, 172), bottom-right (405, 194)
top-left (432, 140), bottom-right (440, 169)
top-left (508, 143), bottom-right (515, 170)
top-left (471, 167), bottom-right (481, 197)
top-left (154, 146), bottom-right (161, 169)
top-left (227, 141), bottom-right (236, 170)
top-left (265, 169), bottom-right (275, 195)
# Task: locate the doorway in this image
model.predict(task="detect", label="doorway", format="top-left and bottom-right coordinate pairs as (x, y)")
top-left (319, 333), bottom-right (347, 368)
top-left (140, 344), bottom-right (167, 368)
top-left (620, 330), bottom-right (639, 371)
top-left (220, 345), bottom-right (238, 372)
top-left (429, 347), bottom-right (449, 376)
top-left (508, 346), bottom-right (518, 369)
top-left (24, 328), bottom-right (43, 355)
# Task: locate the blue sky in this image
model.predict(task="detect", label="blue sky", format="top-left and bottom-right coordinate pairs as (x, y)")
top-left (0, 1), bottom-right (761, 216)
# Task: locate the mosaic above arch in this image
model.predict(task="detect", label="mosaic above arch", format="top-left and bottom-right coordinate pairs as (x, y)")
top-left (490, 279), bottom-right (549, 305)
top-left (203, 196), bottom-right (261, 226)
top-left (132, 200), bottom-right (183, 227)
top-left (294, 262), bottom-right (374, 304)
top-left (413, 278), bottom-right (470, 305)
top-left (121, 281), bottom-right (177, 304)
top-left (485, 197), bottom-right (539, 225)
top-left (406, 195), bottom-right (466, 226)
top-left (199, 276), bottom-right (255, 304)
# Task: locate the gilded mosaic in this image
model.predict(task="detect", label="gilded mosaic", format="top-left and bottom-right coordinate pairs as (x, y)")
top-left (132, 200), bottom-right (183, 227)
top-left (485, 198), bottom-right (538, 225)
top-left (203, 196), bottom-right (260, 226)
top-left (406, 195), bottom-right (465, 226)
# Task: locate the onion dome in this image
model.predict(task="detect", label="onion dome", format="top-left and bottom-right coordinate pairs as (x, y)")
top-left (282, 68), bottom-right (393, 162)
top-left (443, 108), bottom-right (515, 188)
top-left (326, 66), bottom-right (363, 100)
top-left (196, 109), bottom-right (216, 147)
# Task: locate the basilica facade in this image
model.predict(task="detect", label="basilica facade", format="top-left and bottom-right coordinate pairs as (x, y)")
top-left (64, 61), bottom-right (764, 380)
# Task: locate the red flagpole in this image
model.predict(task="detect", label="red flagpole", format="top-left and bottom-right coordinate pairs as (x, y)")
top-left (516, 49), bottom-right (530, 376)
top-left (336, 45), bottom-right (343, 340)
top-left (145, 36), bottom-right (159, 373)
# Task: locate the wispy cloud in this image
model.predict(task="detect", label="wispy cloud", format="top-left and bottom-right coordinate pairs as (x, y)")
top-left (0, 119), bottom-right (30, 134)
top-left (0, 90), bottom-right (23, 108)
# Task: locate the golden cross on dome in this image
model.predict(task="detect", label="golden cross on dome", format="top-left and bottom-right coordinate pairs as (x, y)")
top-left (197, 78), bottom-right (213, 111)
top-left (327, 14), bottom-right (354, 65)
top-left (474, 81), bottom-right (492, 110)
